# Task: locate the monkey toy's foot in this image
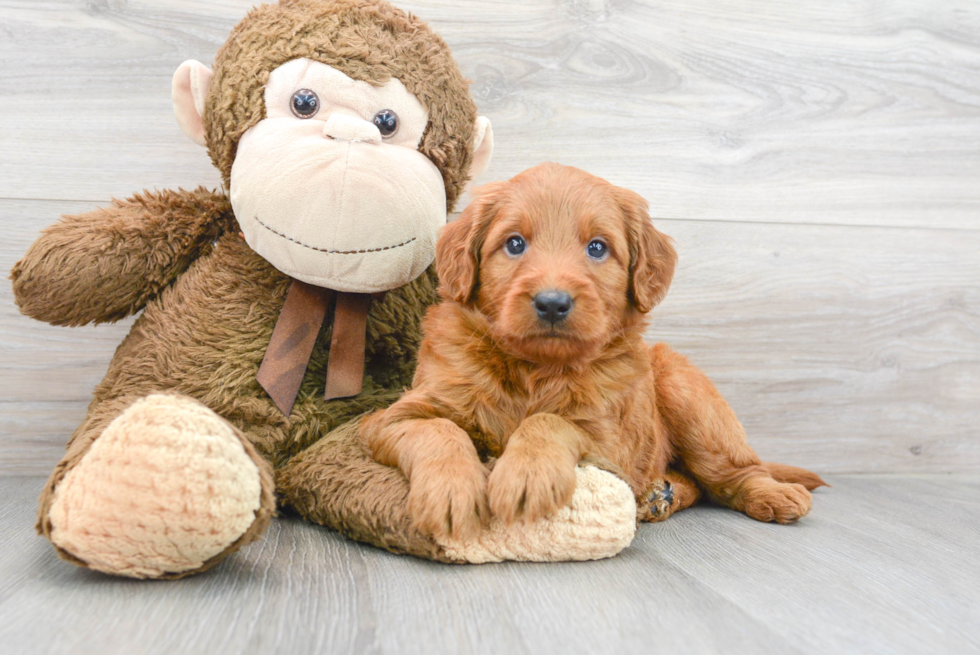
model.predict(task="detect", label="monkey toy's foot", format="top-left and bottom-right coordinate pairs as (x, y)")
top-left (437, 465), bottom-right (637, 563)
top-left (42, 394), bottom-right (275, 579)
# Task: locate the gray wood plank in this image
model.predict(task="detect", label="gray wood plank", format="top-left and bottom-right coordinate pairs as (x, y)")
top-left (3, 199), bottom-right (977, 474)
top-left (0, 475), bottom-right (977, 654)
top-left (0, 402), bottom-right (90, 478)
top-left (646, 477), bottom-right (980, 654)
top-left (2, 0), bottom-right (979, 228)
top-left (0, 200), bottom-right (135, 402)
top-left (648, 218), bottom-right (980, 474)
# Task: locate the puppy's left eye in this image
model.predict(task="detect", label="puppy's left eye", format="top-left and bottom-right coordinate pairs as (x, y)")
top-left (587, 239), bottom-right (609, 260)
top-left (504, 235), bottom-right (526, 256)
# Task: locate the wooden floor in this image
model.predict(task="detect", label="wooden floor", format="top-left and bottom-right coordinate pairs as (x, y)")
top-left (1, 474), bottom-right (977, 655)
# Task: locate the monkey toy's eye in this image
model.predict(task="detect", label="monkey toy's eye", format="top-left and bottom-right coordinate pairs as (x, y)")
top-left (373, 109), bottom-right (399, 138)
top-left (587, 239), bottom-right (609, 260)
top-left (504, 235), bottom-right (526, 257)
top-left (290, 89), bottom-right (319, 118)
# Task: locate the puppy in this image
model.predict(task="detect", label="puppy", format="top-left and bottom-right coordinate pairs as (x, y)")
top-left (362, 162), bottom-right (825, 540)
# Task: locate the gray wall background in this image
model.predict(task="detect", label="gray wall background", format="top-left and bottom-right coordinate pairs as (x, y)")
top-left (1, 0), bottom-right (978, 475)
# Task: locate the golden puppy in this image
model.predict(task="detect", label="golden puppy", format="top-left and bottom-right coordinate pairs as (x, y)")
top-left (362, 162), bottom-right (825, 540)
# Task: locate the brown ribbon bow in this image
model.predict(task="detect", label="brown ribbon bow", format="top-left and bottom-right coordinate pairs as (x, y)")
top-left (257, 279), bottom-right (373, 416)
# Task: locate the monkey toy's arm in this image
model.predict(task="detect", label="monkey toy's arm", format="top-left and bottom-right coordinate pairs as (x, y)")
top-left (11, 187), bottom-right (234, 326)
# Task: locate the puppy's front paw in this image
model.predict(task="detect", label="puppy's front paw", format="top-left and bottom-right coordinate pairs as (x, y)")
top-left (408, 456), bottom-right (490, 541)
top-left (488, 449), bottom-right (577, 524)
top-left (740, 477), bottom-right (811, 524)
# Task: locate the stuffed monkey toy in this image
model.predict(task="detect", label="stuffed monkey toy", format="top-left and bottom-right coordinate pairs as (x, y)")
top-left (10, 0), bottom-right (640, 579)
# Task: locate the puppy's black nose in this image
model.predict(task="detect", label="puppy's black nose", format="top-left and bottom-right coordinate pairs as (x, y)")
top-left (533, 290), bottom-right (573, 325)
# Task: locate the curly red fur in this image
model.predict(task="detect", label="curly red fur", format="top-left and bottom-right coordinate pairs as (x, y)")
top-left (363, 163), bottom-right (826, 540)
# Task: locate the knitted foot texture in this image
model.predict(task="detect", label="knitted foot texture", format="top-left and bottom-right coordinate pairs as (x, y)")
top-left (47, 394), bottom-right (267, 578)
top-left (437, 465), bottom-right (637, 563)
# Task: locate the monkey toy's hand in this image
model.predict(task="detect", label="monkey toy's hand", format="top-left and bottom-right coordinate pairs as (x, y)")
top-left (11, 187), bottom-right (233, 326)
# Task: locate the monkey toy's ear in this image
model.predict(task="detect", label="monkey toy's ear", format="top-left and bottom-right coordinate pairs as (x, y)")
top-left (172, 60), bottom-right (214, 147)
top-left (468, 116), bottom-right (494, 185)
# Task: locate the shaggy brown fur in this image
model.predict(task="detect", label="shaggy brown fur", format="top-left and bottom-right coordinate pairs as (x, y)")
top-left (362, 163), bottom-right (827, 540)
top-left (206, 0), bottom-right (477, 211)
top-left (11, 188), bottom-right (234, 327)
top-left (11, 0), bottom-right (481, 575)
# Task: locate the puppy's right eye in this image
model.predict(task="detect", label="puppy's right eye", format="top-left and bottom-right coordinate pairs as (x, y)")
top-left (504, 235), bottom-right (526, 256)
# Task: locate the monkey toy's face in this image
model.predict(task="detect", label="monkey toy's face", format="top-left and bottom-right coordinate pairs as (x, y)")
top-left (173, 54), bottom-right (492, 293)
top-left (232, 58), bottom-right (446, 292)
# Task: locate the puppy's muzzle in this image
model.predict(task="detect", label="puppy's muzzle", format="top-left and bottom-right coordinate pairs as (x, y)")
top-left (533, 290), bottom-right (573, 326)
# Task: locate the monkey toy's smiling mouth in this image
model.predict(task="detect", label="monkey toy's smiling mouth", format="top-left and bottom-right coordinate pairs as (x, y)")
top-left (252, 215), bottom-right (417, 256)
top-left (230, 120), bottom-right (447, 294)
top-left (222, 57), bottom-right (459, 294)
top-left (173, 43), bottom-right (494, 296)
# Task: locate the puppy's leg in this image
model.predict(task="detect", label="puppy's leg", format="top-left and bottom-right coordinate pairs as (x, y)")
top-left (651, 343), bottom-right (819, 524)
top-left (638, 469), bottom-right (702, 523)
top-left (763, 461), bottom-right (828, 491)
top-left (362, 410), bottom-right (490, 540)
top-left (488, 413), bottom-right (587, 524)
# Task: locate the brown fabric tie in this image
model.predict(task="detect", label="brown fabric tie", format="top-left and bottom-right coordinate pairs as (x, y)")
top-left (324, 291), bottom-right (373, 401)
top-left (257, 280), bottom-right (372, 415)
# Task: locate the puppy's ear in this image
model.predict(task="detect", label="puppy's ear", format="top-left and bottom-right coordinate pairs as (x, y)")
top-left (436, 182), bottom-right (505, 303)
top-left (617, 188), bottom-right (677, 314)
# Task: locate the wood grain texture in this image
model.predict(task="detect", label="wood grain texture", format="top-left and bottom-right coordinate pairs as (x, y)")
top-left (649, 219), bottom-right (980, 474)
top-left (3, 198), bottom-right (977, 475)
top-left (2, 0), bottom-right (980, 227)
top-left (0, 474), bottom-right (978, 654)
top-left (1, 1), bottom-right (979, 474)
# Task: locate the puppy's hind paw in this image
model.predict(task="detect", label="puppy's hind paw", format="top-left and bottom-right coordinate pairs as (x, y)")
top-left (641, 479), bottom-right (674, 522)
top-left (739, 477), bottom-right (812, 524)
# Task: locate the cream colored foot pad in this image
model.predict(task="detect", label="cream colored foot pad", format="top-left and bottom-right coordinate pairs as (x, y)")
top-left (49, 395), bottom-right (263, 578)
top-left (438, 465), bottom-right (637, 563)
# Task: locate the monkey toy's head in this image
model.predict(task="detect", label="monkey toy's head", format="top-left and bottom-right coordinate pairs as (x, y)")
top-left (172, 0), bottom-right (493, 292)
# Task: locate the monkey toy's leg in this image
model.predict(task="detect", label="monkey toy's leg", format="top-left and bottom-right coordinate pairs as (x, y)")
top-left (650, 343), bottom-right (827, 524)
top-left (278, 419), bottom-right (638, 564)
top-left (277, 418), bottom-right (454, 561)
top-left (37, 393), bottom-right (276, 579)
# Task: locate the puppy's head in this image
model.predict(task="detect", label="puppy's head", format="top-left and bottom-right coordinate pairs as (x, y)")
top-left (436, 163), bottom-right (676, 365)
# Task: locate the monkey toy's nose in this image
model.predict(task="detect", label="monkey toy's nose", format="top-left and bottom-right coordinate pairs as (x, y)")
top-left (322, 114), bottom-right (382, 143)
top-left (533, 290), bottom-right (574, 326)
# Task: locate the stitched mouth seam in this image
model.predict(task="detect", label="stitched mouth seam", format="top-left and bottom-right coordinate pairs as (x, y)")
top-left (253, 216), bottom-right (416, 254)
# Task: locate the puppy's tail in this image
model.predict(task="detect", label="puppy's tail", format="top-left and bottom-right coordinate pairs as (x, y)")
top-left (762, 461), bottom-right (829, 490)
